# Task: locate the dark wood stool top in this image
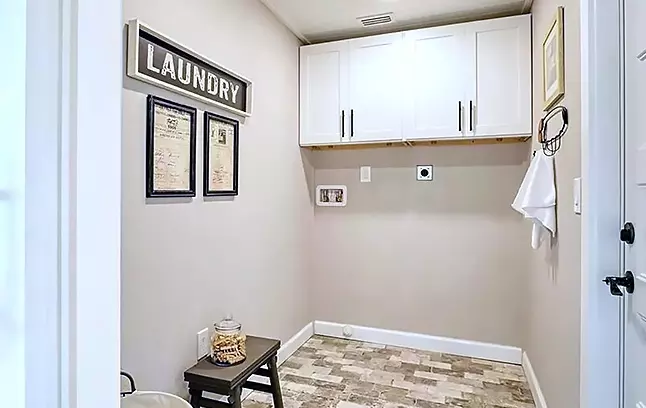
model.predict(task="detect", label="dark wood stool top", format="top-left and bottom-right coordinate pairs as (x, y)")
top-left (184, 336), bottom-right (283, 408)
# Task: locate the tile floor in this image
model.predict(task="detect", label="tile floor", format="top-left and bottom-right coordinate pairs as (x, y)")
top-left (246, 336), bottom-right (535, 408)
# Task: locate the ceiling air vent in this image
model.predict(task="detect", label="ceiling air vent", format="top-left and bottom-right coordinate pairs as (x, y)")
top-left (358, 13), bottom-right (394, 28)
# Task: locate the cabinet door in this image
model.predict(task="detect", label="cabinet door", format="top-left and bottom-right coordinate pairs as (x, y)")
top-left (300, 41), bottom-right (349, 145)
top-left (348, 33), bottom-right (404, 142)
top-left (404, 26), bottom-right (467, 140)
top-left (465, 15), bottom-right (532, 137)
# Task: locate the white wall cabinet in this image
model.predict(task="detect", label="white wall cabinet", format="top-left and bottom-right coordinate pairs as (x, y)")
top-left (464, 16), bottom-right (532, 137)
top-left (403, 25), bottom-right (467, 140)
top-left (349, 33), bottom-right (404, 142)
top-left (299, 15), bottom-right (532, 146)
top-left (300, 41), bottom-right (349, 145)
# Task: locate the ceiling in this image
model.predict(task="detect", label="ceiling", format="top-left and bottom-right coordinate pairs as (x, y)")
top-left (260, 0), bottom-right (533, 43)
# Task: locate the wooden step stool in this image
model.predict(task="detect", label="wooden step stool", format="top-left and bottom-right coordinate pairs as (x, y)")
top-left (184, 336), bottom-right (284, 408)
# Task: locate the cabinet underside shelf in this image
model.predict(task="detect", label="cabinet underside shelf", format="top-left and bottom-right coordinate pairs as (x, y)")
top-left (302, 136), bottom-right (531, 151)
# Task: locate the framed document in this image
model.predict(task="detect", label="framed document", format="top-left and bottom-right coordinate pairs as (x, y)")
top-left (203, 112), bottom-right (239, 196)
top-left (542, 6), bottom-right (565, 110)
top-left (146, 95), bottom-right (197, 197)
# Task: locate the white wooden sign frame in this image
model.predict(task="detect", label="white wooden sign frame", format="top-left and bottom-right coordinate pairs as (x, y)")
top-left (126, 19), bottom-right (253, 117)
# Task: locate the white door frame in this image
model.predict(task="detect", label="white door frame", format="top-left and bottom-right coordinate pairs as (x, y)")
top-left (16, 0), bottom-right (634, 406)
top-left (24, 0), bottom-right (122, 407)
top-left (62, 0), bottom-right (123, 406)
top-left (65, 0), bottom-right (122, 405)
top-left (580, 0), bottom-right (625, 407)
top-left (0, 1), bottom-right (26, 406)
top-left (25, 0), bottom-right (64, 405)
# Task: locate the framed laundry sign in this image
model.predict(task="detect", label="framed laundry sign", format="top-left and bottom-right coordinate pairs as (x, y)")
top-left (127, 19), bottom-right (253, 117)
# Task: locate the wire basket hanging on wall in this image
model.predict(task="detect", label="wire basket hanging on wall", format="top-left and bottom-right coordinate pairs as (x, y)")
top-left (538, 105), bottom-right (569, 156)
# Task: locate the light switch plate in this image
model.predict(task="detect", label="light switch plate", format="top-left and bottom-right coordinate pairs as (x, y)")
top-left (573, 177), bottom-right (582, 214)
top-left (197, 327), bottom-right (209, 360)
top-left (417, 165), bottom-right (433, 181)
top-left (360, 166), bottom-right (371, 183)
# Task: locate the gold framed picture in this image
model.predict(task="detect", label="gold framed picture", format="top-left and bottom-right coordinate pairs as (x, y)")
top-left (542, 6), bottom-right (565, 110)
top-left (203, 111), bottom-right (239, 196)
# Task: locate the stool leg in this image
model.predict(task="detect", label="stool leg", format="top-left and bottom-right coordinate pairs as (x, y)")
top-left (188, 388), bottom-right (203, 408)
top-left (267, 355), bottom-right (284, 408)
top-left (230, 386), bottom-right (242, 408)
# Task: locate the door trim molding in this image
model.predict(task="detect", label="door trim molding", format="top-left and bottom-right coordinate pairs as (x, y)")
top-left (59, 0), bottom-right (122, 406)
top-left (580, 0), bottom-right (624, 407)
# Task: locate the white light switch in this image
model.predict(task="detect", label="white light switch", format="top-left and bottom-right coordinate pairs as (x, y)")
top-left (360, 166), bottom-right (371, 183)
top-left (573, 177), bottom-right (582, 214)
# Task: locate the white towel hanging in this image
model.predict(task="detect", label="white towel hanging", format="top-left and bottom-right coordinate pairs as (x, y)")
top-left (512, 151), bottom-right (556, 249)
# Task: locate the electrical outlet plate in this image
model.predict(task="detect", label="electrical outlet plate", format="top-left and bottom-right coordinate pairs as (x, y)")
top-left (197, 328), bottom-right (209, 360)
top-left (417, 165), bottom-right (433, 181)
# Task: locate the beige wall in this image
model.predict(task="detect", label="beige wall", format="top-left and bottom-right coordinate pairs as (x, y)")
top-left (120, 0), bottom-right (313, 395)
top-left (525, 2), bottom-right (582, 408)
top-left (311, 144), bottom-right (530, 347)
top-left (120, 1), bottom-right (582, 403)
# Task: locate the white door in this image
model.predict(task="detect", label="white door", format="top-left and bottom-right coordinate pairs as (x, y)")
top-left (348, 33), bottom-right (404, 142)
top-left (403, 25), bottom-right (466, 140)
top-left (464, 15), bottom-right (531, 137)
top-left (300, 41), bottom-right (349, 145)
top-left (623, 1), bottom-right (646, 407)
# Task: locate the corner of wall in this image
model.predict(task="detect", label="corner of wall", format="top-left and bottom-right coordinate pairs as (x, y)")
top-left (524, 0), bottom-right (582, 407)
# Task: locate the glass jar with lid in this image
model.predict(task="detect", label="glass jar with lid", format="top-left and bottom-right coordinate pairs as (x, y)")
top-left (210, 314), bottom-right (247, 366)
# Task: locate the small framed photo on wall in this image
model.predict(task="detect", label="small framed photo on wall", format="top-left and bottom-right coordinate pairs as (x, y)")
top-left (316, 185), bottom-right (347, 207)
top-left (542, 6), bottom-right (565, 110)
top-left (146, 95), bottom-right (197, 198)
top-left (203, 111), bottom-right (239, 196)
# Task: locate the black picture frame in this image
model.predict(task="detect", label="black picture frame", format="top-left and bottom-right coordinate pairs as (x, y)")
top-left (203, 111), bottom-right (239, 197)
top-left (146, 95), bottom-right (197, 198)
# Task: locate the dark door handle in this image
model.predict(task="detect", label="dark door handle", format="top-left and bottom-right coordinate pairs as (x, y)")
top-left (351, 109), bottom-right (354, 137)
top-left (603, 271), bottom-right (635, 296)
top-left (458, 102), bottom-right (462, 132)
top-left (469, 101), bottom-right (474, 132)
top-left (341, 110), bottom-right (345, 138)
top-left (621, 222), bottom-right (635, 244)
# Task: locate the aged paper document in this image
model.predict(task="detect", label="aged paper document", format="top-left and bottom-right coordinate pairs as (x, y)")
top-left (153, 105), bottom-right (192, 191)
top-left (207, 118), bottom-right (235, 191)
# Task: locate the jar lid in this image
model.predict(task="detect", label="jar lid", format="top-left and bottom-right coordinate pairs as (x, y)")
top-left (215, 314), bottom-right (241, 332)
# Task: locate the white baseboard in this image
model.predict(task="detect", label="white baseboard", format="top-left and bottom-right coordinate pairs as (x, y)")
top-left (313, 321), bottom-right (522, 365)
top-left (278, 322), bottom-right (314, 365)
top-left (522, 352), bottom-right (548, 408)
